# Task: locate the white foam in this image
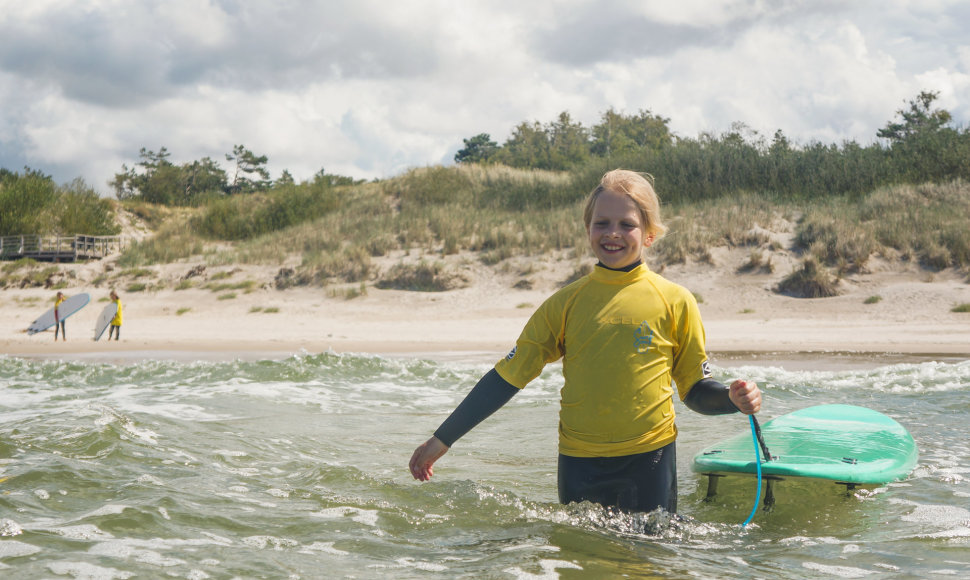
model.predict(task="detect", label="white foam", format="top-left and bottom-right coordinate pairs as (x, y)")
top-left (504, 559), bottom-right (583, 579)
top-left (312, 506), bottom-right (380, 527)
top-left (0, 519), bottom-right (23, 537)
top-left (299, 541), bottom-right (349, 556)
top-left (46, 561), bottom-right (135, 579)
top-left (394, 557), bottom-right (448, 571)
top-left (802, 561), bottom-right (875, 577)
top-left (0, 540), bottom-right (42, 558)
top-left (89, 541), bottom-right (185, 567)
top-left (48, 524), bottom-right (114, 541)
top-left (900, 503), bottom-right (970, 526)
top-left (240, 535), bottom-right (299, 550)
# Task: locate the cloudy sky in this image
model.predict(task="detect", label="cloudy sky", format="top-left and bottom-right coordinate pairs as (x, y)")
top-left (1, 0), bottom-right (968, 193)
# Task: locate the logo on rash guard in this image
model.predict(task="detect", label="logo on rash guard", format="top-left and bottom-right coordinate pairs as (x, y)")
top-left (701, 360), bottom-right (712, 378)
top-left (505, 346), bottom-right (517, 360)
top-left (634, 321), bottom-right (654, 353)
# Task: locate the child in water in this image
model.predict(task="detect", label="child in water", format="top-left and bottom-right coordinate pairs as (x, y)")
top-left (54, 291), bottom-right (66, 341)
top-left (409, 169), bottom-right (762, 514)
top-left (108, 290), bottom-right (122, 341)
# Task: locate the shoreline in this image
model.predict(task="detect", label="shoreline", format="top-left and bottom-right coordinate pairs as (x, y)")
top-left (2, 251), bottom-right (968, 369)
top-left (3, 335), bottom-right (967, 370)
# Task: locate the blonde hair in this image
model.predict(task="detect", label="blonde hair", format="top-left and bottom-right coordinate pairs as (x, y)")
top-left (583, 169), bottom-right (667, 240)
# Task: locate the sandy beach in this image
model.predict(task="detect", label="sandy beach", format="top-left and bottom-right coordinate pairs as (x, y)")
top-left (2, 244), bottom-right (968, 367)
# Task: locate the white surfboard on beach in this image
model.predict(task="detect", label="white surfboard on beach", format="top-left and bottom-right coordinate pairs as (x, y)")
top-left (93, 302), bottom-right (118, 341)
top-left (27, 293), bottom-right (90, 335)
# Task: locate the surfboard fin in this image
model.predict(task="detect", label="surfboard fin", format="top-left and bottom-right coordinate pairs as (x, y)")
top-left (762, 478), bottom-right (776, 511)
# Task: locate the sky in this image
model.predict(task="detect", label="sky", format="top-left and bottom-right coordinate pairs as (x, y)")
top-left (1, 0), bottom-right (968, 194)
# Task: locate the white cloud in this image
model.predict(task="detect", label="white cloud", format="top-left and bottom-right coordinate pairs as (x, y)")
top-left (0, 0), bottom-right (968, 192)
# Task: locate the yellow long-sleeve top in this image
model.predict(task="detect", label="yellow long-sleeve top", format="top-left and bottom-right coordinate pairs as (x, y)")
top-left (111, 299), bottom-right (123, 326)
top-left (494, 264), bottom-right (710, 458)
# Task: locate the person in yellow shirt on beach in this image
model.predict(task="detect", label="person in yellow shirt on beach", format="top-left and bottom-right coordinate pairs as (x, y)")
top-left (54, 291), bottom-right (66, 341)
top-left (108, 290), bottom-right (123, 341)
top-left (409, 169), bottom-right (762, 515)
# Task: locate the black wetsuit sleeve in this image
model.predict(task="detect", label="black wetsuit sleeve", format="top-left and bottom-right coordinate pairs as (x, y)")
top-left (683, 378), bottom-right (740, 415)
top-left (433, 368), bottom-right (519, 447)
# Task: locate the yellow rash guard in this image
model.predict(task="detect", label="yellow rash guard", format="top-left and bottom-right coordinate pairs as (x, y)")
top-left (111, 299), bottom-right (123, 326)
top-left (494, 263), bottom-right (711, 458)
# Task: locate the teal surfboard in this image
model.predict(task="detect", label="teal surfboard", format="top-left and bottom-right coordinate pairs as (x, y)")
top-left (692, 404), bottom-right (918, 485)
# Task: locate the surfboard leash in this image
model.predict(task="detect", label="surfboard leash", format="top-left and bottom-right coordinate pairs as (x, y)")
top-left (741, 414), bottom-right (764, 527)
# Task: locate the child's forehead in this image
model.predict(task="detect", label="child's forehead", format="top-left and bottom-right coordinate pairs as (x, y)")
top-left (593, 189), bottom-right (639, 211)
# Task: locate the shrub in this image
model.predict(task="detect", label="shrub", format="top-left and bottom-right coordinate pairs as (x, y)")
top-left (375, 261), bottom-right (468, 292)
top-left (776, 256), bottom-right (840, 298)
top-left (737, 249), bottom-right (773, 274)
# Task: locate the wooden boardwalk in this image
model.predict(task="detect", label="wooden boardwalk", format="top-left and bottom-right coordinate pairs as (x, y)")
top-left (0, 235), bottom-right (126, 262)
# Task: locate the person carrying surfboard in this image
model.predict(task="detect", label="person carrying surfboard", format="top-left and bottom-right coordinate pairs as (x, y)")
top-left (107, 290), bottom-right (123, 341)
top-left (409, 169), bottom-right (762, 515)
top-left (54, 291), bottom-right (66, 341)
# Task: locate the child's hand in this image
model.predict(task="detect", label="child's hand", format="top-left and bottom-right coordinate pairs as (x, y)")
top-left (729, 380), bottom-right (761, 415)
top-left (409, 436), bottom-right (449, 481)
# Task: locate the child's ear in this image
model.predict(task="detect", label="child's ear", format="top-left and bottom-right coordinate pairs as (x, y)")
top-left (643, 233), bottom-right (656, 248)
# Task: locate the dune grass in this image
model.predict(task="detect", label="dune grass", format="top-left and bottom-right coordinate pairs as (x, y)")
top-left (110, 166), bottom-right (970, 295)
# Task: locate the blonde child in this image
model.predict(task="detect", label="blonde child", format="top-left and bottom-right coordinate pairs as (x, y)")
top-left (409, 169), bottom-right (761, 514)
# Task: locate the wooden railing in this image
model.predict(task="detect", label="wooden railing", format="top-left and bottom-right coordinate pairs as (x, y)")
top-left (0, 235), bottom-right (126, 262)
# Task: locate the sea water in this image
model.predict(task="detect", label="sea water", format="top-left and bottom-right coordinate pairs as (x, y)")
top-left (0, 351), bottom-right (968, 579)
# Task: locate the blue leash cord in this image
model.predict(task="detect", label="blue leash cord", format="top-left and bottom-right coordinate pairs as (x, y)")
top-left (741, 414), bottom-right (762, 527)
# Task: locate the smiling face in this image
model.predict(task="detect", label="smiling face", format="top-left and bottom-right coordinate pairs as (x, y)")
top-left (586, 189), bottom-right (654, 269)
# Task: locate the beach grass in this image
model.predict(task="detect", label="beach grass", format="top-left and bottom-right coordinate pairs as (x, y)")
top-left (102, 169), bottom-right (970, 298)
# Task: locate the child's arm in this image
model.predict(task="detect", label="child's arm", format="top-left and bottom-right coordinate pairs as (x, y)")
top-left (409, 369), bottom-right (519, 481)
top-left (684, 378), bottom-right (761, 415)
top-left (433, 369), bottom-right (518, 446)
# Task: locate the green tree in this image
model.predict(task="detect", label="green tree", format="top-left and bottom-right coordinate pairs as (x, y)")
top-left (590, 108), bottom-right (672, 158)
top-left (110, 147), bottom-right (173, 201)
top-left (0, 168), bottom-right (58, 235)
top-left (494, 112), bottom-right (591, 171)
top-left (0, 169), bottom-right (117, 236)
top-left (877, 90), bottom-right (967, 183)
top-left (110, 148), bottom-right (227, 206)
top-left (58, 179), bottom-right (121, 235)
top-left (179, 157), bottom-right (228, 205)
top-left (225, 144), bottom-right (271, 194)
top-left (877, 90), bottom-right (952, 144)
top-left (454, 133), bottom-right (499, 164)
top-left (276, 169), bottom-right (295, 186)
top-left (497, 120), bottom-right (550, 169)
top-left (547, 111), bottom-right (590, 169)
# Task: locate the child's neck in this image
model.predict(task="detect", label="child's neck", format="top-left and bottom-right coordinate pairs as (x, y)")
top-left (596, 259), bottom-right (642, 273)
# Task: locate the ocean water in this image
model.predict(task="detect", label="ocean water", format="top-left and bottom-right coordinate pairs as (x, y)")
top-left (0, 351), bottom-right (968, 579)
